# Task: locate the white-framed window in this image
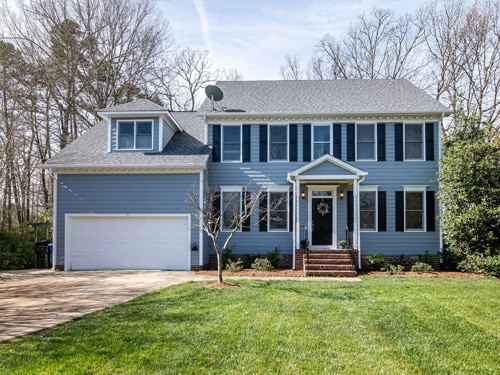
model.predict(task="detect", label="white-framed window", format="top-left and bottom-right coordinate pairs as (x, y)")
top-left (269, 124), bottom-right (288, 162)
top-left (404, 185), bottom-right (426, 231)
top-left (221, 186), bottom-right (242, 231)
top-left (222, 125), bottom-right (241, 162)
top-left (117, 120), bottom-right (153, 150)
top-left (356, 123), bottom-right (376, 161)
top-left (360, 186), bottom-right (378, 231)
top-left (268, 187), bottom-right (290, 231)
top-left (313, 125), bottom-right (331, 159)
top-left (404, 123), bottom-right (424, 161)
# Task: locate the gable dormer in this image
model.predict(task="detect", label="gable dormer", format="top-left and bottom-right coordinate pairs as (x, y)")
top-left (97, 99), bottom-right (182, 153)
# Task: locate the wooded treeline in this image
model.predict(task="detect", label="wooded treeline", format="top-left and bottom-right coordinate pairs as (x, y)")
top-left (0, 0), bottom-right (235, 225)
top-left (281, 0), bottom-right (500, 137)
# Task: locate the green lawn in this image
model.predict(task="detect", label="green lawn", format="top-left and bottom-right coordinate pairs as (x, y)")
top-left (1, 277), bottom-right (499, 375)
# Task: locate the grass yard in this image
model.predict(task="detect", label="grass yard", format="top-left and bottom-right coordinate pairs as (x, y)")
top-left (0, 277), bottom-right (499, 375)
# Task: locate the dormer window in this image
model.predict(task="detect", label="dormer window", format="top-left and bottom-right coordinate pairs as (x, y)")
top-left (117, 120), bottom-right (153, 150)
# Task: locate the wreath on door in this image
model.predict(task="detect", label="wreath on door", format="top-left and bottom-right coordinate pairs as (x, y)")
top-left (317, 201), bottom-right (330, 216)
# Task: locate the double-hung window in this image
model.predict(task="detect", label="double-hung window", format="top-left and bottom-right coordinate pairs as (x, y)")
top-left (313, 125), bottom-right (331, 159)
top-left (268, 189), bottom-right (289, 231)
top-left (222, 125), bottom-right (241, 162)
top-left (405, 123), bottom-right (424, 160)
top-left (221, 187), bottom-right (242, 231)
top-left (269, 125), bottom-right (288, 161)
top-left (117, 120), bottom-right (153, 150)
top-left (356, 124), bottom-right (375, 160)
top-left (360, 187), bottom-right (378, 231)
top-left (404, 186), bottom-right (426, 231)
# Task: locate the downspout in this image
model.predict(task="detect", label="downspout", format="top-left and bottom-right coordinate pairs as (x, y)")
top-left (438, 113), bottom-right (444, 265)
top-left (199, 171), bottom-right (204, 268)
top-left (51, 170), bottom-right (57, 271)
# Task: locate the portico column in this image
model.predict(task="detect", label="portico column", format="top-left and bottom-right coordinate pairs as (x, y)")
top-left (293, 179), bottom-right (300, 269)
top-left (353, 177), bottom-right (362, 269)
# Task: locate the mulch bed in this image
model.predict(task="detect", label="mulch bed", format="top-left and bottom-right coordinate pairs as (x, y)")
top-left (195, 269), bottom-right (486, 279)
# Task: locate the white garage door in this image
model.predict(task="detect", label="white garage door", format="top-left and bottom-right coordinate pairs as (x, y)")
top-left (66, 214), bottom-right (190, 270)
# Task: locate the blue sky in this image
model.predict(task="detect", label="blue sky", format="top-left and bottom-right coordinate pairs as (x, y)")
top-left (157, 0), bottom-right (426, 80)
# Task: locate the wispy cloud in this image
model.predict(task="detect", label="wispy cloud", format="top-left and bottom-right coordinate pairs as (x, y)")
top-left (193, 0), bottom-right (213, 52)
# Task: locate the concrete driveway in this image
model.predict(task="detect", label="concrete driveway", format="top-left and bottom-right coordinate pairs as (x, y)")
top-left (0, 270), bottom-right (215, 342)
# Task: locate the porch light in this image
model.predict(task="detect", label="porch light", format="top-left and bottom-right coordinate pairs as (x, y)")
top-left (340, 191), bottom-right (344, 200)
top-left (301, 191), bottom-right (305, 199)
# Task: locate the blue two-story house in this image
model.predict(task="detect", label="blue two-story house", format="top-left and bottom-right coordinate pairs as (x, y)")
top-left (44, 79), bottom-right (451, 273)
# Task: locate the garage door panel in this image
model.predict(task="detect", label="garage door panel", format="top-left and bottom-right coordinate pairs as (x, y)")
top-left (67, 215), bottom-right (190, 270)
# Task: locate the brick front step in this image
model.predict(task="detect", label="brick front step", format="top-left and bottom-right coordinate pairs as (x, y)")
top-left (306, 256), bottom-right (352, 263)
top-left (305, 270), bottom-right (358, 277)
top-left (307, 253), bottom-right (352, 260)
top-left (306, 264), bottom-right (356, 271)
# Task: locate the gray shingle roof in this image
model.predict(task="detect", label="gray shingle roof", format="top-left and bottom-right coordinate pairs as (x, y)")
top-left (98, 99), bottom-right (168, 113)
top-left (45, 112), bottom-right (210, 168)
top-left (198, 79), bottom-right (451, 115)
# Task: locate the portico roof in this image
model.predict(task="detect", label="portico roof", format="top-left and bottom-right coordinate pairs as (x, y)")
top-left (287, 154), bottom-right (367, 184)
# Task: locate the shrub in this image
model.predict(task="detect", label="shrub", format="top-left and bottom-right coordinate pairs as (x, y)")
top-left (392, 254), bottom-right (411, 270)
top-left (267, 246), bottom-right (281, 268)
top-left (251, 258), bottom-right (273, 271)
top-left (386, 264), bottom-right (404, 275)
top-left (367, 253), bottom-right (385, 271)
top-left (458, 254), bottom-right (500, 277)
top-left (221, 247), bottom-right (237, 268)
top-left (242, 254), bottom-right (259, 269)
top-left (411, 262), bottom-right (434, 273)
top-left (418, 250), bottom-right (438, 266)
top-left (225, 259), bottom-right (244, 272)
top-left (0, 223), bottom-right (35, 270)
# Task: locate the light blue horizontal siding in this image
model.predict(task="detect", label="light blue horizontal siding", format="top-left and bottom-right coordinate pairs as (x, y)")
top-left (207, 121), bottom-right (441, 257)
top-left (56, 173), bottom-right (200, 266)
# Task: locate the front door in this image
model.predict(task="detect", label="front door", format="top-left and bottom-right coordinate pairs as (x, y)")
top-left (312, 197), bottom-right (333, 246)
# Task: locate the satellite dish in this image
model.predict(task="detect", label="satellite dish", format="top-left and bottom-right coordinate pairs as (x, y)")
top-left (205, 85), bottom-right (223, 111)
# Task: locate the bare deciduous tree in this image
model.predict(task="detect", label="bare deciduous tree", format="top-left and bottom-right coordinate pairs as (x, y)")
top-left (187, 182), bottom-right (286, 284)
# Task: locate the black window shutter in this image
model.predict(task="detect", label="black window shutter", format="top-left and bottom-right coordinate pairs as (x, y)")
top-left (395, 191), bottom-right (404, 231)
top-left (212, 125), bottom-right (221, 162)
top-left (259, 125), bottom-right (268, 162)
top-left (211, 192), bottom-right (221, 232)
top-left (347, 191), bottom-right (354, 231)
top-left (303, 124), bottom-right (311, 162)
top-left (426, 191), bottom-right (436, 232)
top-left (242, 191), bottom-right (251, 231)
top-left (378, 191), bottom-right (386, 232)
top-left (347, 123), bottom-right (355, 161)
top-left (289, 191), bottom-right (294, 231)
top-left (333, 124), bottom-right (342, 159)
top-left (377, 123), bottom-right (386, 161)
top-left (242, 125), bottom-right (251, 162)
top-left (289, 124), bottom-right (298, 162)
top-left (395, 123), bottom-right (403, 161)
top-left (259, 192), bottom-right (268, 232)
top-left (425, 122), bottom-right (434, 161)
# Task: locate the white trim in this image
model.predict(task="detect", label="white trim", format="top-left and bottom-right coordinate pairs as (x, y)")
top-left (403, 185), bottom-right (427, 232)
top-left (268, 124), bottom-right (289, 162)
top-left (220, 186), bottom-right (243, 232)
top-left (45, 166), bottom-right (206, 174)
top-left (293, 180), bottom-right (299, 269)
top-left (403, 122), bottom-right (425, 161)
top-left (355, 123), bottom-right (377, 161)
top-left (221, 124), bottom-right (242, 163)
top-left (312, 124), bottom-right (332, 160)
top-left (267, 188), bottom-right (290, 232)
top-left (116, 119), bottom-right (154, 151)
top-left (64, 213), bottom-right (191, 271)
top-left (107, 123), bottom-right (112, 153)
top-left (307, 185), bottom-right (338, 249)
top-left (288, 153), bottom-right (368, 179)
top-left (159, 117), bottom-right (164, 151)
top-left (359, 186), bottom-right (379, 232)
